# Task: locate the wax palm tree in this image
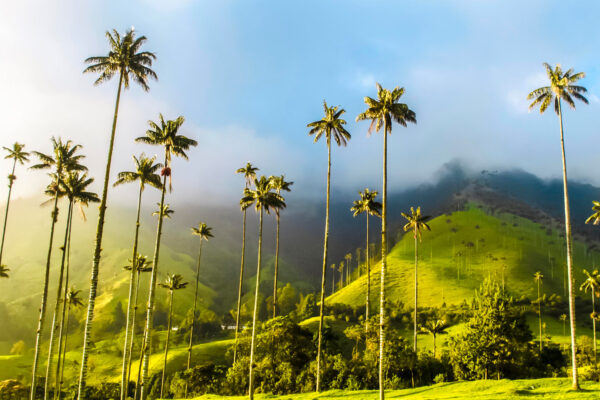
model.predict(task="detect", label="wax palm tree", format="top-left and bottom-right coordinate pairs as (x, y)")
top-left (0, 142), bottom-right (29, 269)
top-left (158, 274), bottom-right (188, 398)
top-left (123, 254), bottom-right (152, 392)
top-left (153, 203), bottom-right (174, 219)
top-left (580, 269), bottom-right (600, 367)
top-left (240, 175), bottom-right (285, 400)
top-left (57, 288), bottom-right (84, 399)
top-left (357, 83), bottom-right (416, 400)
top-left (268, 175), bottom-right (293, 318)
top-left (338, 262), bottom-right (345, 290)
top-left (114, 154), bottom-right (162, 400)
top-left (136, 114), bottom-right (196, 399)
top-left (330, 264), bottom-right (336, 294)
top-left (45, 173), bottom-right (98, 399)
top-left (29, 137), bottom-right (86, 399)
top-left (351, 188), bottom-right (381, 332)
top-left (345, 253), bottom-right (352, 285)
top-left (560, 313), bottom-right (567, 336)
top-left (402, 206), bottom-right (431, 353)
top-left (233, 162), bottom-right (259, 364)
top-left (585, 201), bottom-right (600, 225)
top-left (307, 100), bottom-right (351, 392)
top-left (185, 223), bottom-right (213, 397)
top-left (0, 265), bottom-right (9, 278)
top-left (79, 28), bottom-right (157, 398)
top-left (527, 63), bottom-right (587, 390)
top-left (419, 319), bottom-right (449, 359)
top-left (533, 271), bottom-right (544, 352)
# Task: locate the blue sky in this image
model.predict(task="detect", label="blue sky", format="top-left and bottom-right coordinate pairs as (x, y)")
top-left (1, 0), bottom-right (600, 205)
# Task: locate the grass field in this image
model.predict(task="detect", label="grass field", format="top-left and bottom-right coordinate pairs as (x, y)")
top-left (188, 378), bottom-right (600, 399)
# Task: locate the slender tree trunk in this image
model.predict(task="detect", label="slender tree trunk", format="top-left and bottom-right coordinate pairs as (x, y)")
top-left (160, 290), bottom-right (174, 399)
top-left (133, 333), bottom-right (146, 400)
top-left (273, 213), bottom-right (280, 319)
top-left (30, 189), bottom-right (60, 400)
top-left (126, 270), bottom-right (142, 389)
top-left (593, 291), bottom-right (597, 368)
top-left (0, 159), bottom-right (16, 266)
top-left (44, 201), bottom-right (73, 400)
top-left (379, 122), bottom-right (388, 400)
top-left (557, 100), bottom-right (579, 390)
top-left (413, 235), bottom-right (418, 353)
top-left (77, 70), bottom-right (124, 399)
top-left (121, 185), bottom-right (144, 400)
top-left (365, 214), bottom-right (370, 332)
top-left (248, 208), bottom-right (264, 400)
top-left (233, 208), bottom-right (247, 365)
top-left (185, 239), bottom-right (203, 398)
top-left (55, 206), bottom-right (73, 400)
top-left (140, 157), bottom-right (169, 400)
top-left (331, 268), bottom-right (335, 295)
top-left (316, 142), bottom-right (331, 393)
top-left (538, 280), bottom-right (542, 353)
top-left (57, 303), bottom-right (71, 400)
top-left (433, 333), bottom-right (437, 359)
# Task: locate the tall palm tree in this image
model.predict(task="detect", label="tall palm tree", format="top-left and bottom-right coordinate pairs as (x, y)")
top-left (268, 175), bottom-right (293, 319)
top-left (46, 173), bottom-right (98, 399)
top-left (0, 265), bottom-right (9, 278)
top-left (351, 188), bottom-right (381, 332)
top-left (30, 137), bottom-right (86, 400)
top-left (345, 253), bottom-right (352, 285)
top-left (114, 154), bottom-right (162, 400)
top-left (78, 28), bottom-right (157, 398)
top-left (419, 319), bottom-right (449, 359)
top-left (136, 114), bottom-right (197, 399)
top-left (123, 254), bottom-right (152, 391)
top-left (330, 264), bottom-right (336, 294)
top-left (527, 63), bottom-right (587, 390)
top-left (357, 83), bottom-right (416, 400)
top-left (402, 206), bottom-right (431, 353)
top-left (185, 223), bottom-right (213, 397)
top-left (338, 262), bottom-right (345, 290)
top-left (158, 273), bottom-right (188, 399)
top-left (0, 142), bottom-right (29, 268)
top-left (580, 269), bottom-right (600, 367)
top-left (233, 162), bottom-right (259, 364)
top-left (57, 288), bottom-right (84, 399)
top-left (307, 100), bottom-right (351, 392)
top-left (560, 313), bottom-right (567, 336)
top-left (240, 176), bottom-right (285, 400)
top-left (533, 271), bottom-right (544, 352)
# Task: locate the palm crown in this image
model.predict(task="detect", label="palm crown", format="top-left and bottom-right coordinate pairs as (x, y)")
top-left (401, 206), bottom-right (431, 241)
top-left (0, 265), bottom-right (9, 278)
top-left (351, 188), bottom-right (382, 218)
top-left (159, 274), bottom-right (189, 291)
top-left (124, 254), bottom-right (153, 273)
top-left (3, 142), bottom-right (29, 165)
top-left (31, 137), bottom-right (87, 181)
top-left (236, 162), bottom-right (259, 188)
top-left (356, 83), bottom-right (416, 134)
top-left (114, 153), bottom-right (163, 190)
top-left (269, 175), bottom-right (293, 216)
top-left (83, 28), bottom-right (157, 91)
top-left (153, 203), bottom-right (174, 219)
top-left (61, 172), bottom-right (100, 220)
top-left (534, 271), bottom-right (544, 283)
top-left (191, 223), bottom-right (214, 241)
top-left (241, 176), bottom-right (286, 214)
top-left (307, 101), bottom-right (351, 146)
top-left (580, 269), bottom-right (600, 296)
top-left (67, 288), bottom-right (84, 308)
top-left (420, 319), bottom-right (449, 335)
top-left (585, 201), bottom-right (600, 225)
top-left (527, 63), bottom-right (588, 114)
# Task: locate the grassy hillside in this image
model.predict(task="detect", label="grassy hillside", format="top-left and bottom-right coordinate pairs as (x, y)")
top-left (328, 205), bottom-right (597, 308)
top-left (189, 378), bottom-right (600, 399)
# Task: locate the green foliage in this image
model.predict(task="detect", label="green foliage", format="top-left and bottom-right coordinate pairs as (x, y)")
top-left (170, 363), bottom-right (228, 398)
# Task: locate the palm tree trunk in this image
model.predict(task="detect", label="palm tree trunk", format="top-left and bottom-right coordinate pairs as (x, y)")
top-left (160, 290), bottom-right (174, 399)
top-left (185, 239), bottom-right (203, 398)
top-left (538, 280), bottom-right (542, 353)
top-left (77, 69), bottom-right (124, 399)
top-left (140, 160), bottom-right (169, 400)
top-left (433, 333), bottom-right (437, 359)
top-left (0, 159), bottom-right (16, 266)
top-left (133, 334), bottom-right (147, 400)
top-left (379, 122), bottom-right (388, 400)
top-left (248, 208), bottom-right (264, 400)
top-left (55, 206), bottom-right (73, 400)
top-left (365, 214), bottom-right (370, 332)
top-left (316, 141), bottom-right (331, 393)
top-left (273, 213), bottom-right (280, 319)
top-left (30, 189), bottom-right (60, 400)
top-left (233, 208), bottom-right (247, 365)
top-left (331, 268), bottom-right (335, 295)
top-left (413, 235), bottom-right (418, 353)
top-left (58, 302), bottom-right (71, 400)
top-left (593, 291), bottom-right (597, 368)
top-left (557, 99), bottom-right (579, 390)
top-left (121, 184), bottom-right (144, 400)
top-left (44, 201), bottom-right (73, 400)
top-left (126, 270), bottom-right (142, 389)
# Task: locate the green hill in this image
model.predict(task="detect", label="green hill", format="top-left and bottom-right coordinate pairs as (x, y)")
top-left (328, 204), bottom-right (597, 308)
